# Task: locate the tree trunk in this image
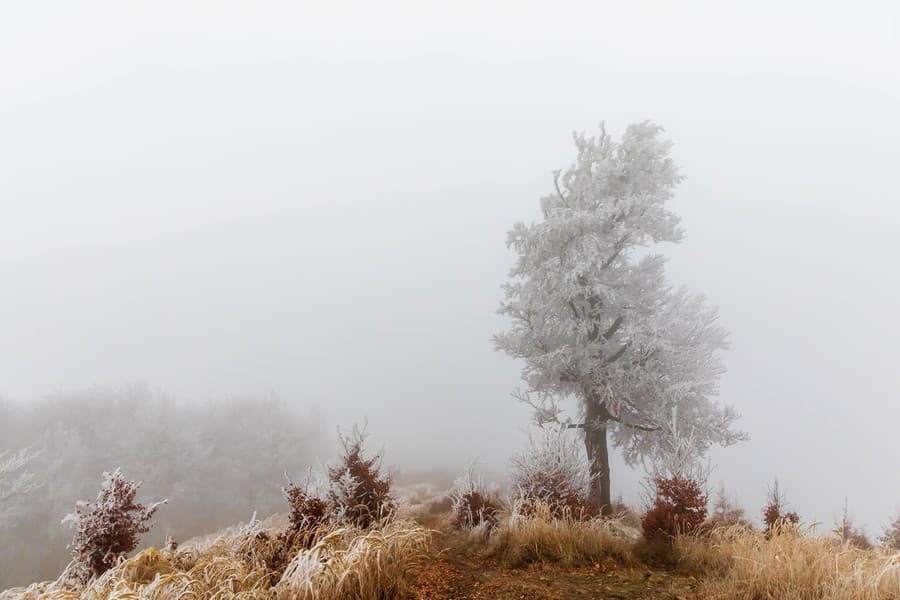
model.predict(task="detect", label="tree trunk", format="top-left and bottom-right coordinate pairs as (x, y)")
top-left (584, 401), bottom-right (612, 516)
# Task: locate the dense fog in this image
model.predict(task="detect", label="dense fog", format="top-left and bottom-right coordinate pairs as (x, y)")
top-left (2, 0), bottom-right (899, 588)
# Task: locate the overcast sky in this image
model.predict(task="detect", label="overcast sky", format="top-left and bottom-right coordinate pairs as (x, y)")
top-left (1, 0), bottom-right (898, 533)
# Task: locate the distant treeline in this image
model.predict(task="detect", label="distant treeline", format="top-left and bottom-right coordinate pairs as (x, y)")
top-left (0, 385), bottom-right (325, 589)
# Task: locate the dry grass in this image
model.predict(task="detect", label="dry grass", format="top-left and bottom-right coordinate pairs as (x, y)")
top-left (676, 524), bottom-right (900, 600)
top-left (487, 501), bottom-right (639, 567)
top-left (0, 518), bottom-right (430, 600)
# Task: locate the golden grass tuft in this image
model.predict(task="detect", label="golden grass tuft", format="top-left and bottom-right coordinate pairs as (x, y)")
top-left (676, 524), bottom-right (900, 600)
top-left (275, 521), bottom-right (430, 599)
top-left (0, 519), bottom-right (430, 600)
top-left (488, 501), bottom-right (638, 567)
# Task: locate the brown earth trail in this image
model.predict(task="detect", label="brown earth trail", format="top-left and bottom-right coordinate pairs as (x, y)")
top-left (410, 533), bottom-right (702, 600)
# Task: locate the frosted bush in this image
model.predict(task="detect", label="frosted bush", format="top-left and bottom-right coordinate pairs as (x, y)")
top-left (62, 468), bottom-right (166, 582)
top-left (326, 424), bottom-right (394, 527)
top-left (449, 465), bottom-right (501, 530)
top-left (510, 427), bottom-right (593, 517)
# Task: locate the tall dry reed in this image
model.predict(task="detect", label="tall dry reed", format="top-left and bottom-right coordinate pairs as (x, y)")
top-left (677, 524), bottom-right (900, 600)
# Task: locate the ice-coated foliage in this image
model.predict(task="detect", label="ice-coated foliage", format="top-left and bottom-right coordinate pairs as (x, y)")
top-left (510, 427), bottom-right (593, 517)
top-left (63, 468), bottom-right (166, 582)
top-left (494, 121), bottom-right (745, 503)
top-left (326, 424), bottom-right (394, 528)
top-left (880, 512), bottom-right (900, 550)
top-left (645, 408), bottom-right (711, 483)
top-left (282, 472), bottom-right (329, 534)
top-left (449, 465), bottom-right (501, 531)
top-left (0, 447), bottom-right (40, 527)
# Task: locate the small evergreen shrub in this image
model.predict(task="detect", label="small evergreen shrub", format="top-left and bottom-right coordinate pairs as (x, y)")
top-left (832, 499), bottom-right (871, 549)
top-left (327, 424), bottom-right (394, 527)
top-left (762, 478), bottom-right (800, 536)
top-left (641, 475), bottom-right (708, 542)
top-left (702, 483), bottom-right (751, 531)
top-left (63, 468), bottom-right (166, 582)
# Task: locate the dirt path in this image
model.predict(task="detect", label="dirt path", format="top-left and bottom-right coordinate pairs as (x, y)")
top-left (410, 533), bottom-right (702, 599)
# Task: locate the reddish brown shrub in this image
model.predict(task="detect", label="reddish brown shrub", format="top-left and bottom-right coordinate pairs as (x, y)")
top-left (450, 467), bottom-right (502, 530)
top-left (762, 478), bottom-right (800, 536)
top-left (283, 477), bottom-right (329, 533)
top-left (641, 475), bottom-right (707, 542)
top-left (833, 499), bottom-right (872, 549)
top-left (451, 489), bottom-right (501, 530)
top-left (63, 468), bottom-right (166, 582)
top-left (327, 424), bottom-right (394, 528)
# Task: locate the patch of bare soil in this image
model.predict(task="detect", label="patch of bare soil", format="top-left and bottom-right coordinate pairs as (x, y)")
top-left (410, 533), bottom-right (702, 600)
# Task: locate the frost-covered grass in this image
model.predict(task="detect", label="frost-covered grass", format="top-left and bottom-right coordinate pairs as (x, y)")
top-left (0, 517), bottom-right (430, 600)
top-left (485, 501), bottom-right (639, 567)
top-left (676, 524), bottom-right (900, 600)
top-left (445, 498), bottom-right (900, 599)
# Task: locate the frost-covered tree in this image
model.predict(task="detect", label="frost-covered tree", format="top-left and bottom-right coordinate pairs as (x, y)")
top-left (495, 121), bottom-right (745, 514)
top-left (880, 512), bottom-right (900, 550)
top-left (0, 447), bottom-right (41, 526)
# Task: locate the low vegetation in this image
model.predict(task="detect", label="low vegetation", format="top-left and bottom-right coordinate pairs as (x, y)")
top-left (490, 501), bottom-right (637, 567)
top-left (449, 466), bottom-right (501, 531)
top-left (509, 428), bottom-right (594, 519)
top-left (2, 422), bottom-right (899, 599)
top-left (326, 424), bottom-right (394, 528)
top-left (677, 524), bottom-right (900, 599)
top-left (641, 474), bottom-right (708, 542)
top-left (62, 469), bottom-right (167, 583)
top-left (762, 477), bottom-right (801, 535)
top-left (1, 517), bottom-right (430, 600)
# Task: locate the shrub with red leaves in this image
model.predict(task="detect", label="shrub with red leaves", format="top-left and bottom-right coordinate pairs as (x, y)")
top-left (452, 490), bottom-right (501, 530)
top-left (327, 424), bottom-right (394, 527)
top-left (762, 478), bottom-right (800, 536)
top-left (763, 503), bottom-right (800, 532)
top-left (641, 475), bottom-right (707, 542)
top-left (63, 468), bottom-right (166, 582)
top-left (449, 467), bottom-right (501, 530)
top-left (282, 476), bottom-right (329, 533)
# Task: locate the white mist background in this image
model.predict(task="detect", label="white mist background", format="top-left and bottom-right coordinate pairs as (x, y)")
top-left (2, 0), bottom-right (898, 534)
